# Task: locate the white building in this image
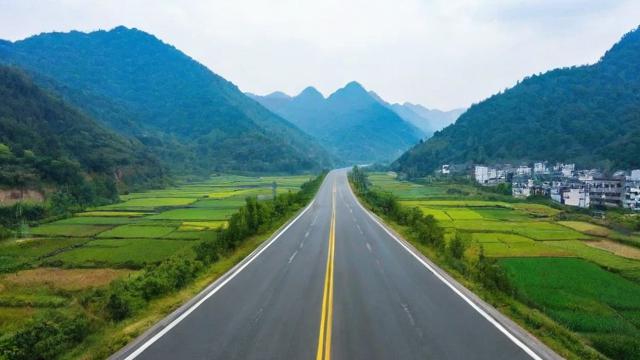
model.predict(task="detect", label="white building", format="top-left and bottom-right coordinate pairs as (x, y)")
top-left (563, 188), bottom-right (590, 208)
top-left (516, 166), bottom-right (532, 176)
top-left (534, 162), bottom-right (547, 174)
top-left (512, 179), bottom-right (533, 198)
top-left (441, 164), bottom-right (450, 175)
top-left (631, 169), bottom-right (640, 181)
top-left (475, 166), bottom-right (489, 184)
top-left (561, 164), bottom-right (575, 178)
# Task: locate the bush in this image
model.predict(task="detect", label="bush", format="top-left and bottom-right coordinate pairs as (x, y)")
top-left (448, 232), bottom-right (469, 260)
top-left (0, 311), bottom-right (89, 360)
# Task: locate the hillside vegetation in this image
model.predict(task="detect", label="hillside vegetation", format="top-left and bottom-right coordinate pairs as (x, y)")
top-left (249, 82), bottom-right (423, 163)
top-left (0, 26), bottom-right (333, 173)
top-left (393, 27), bottom-right (640, 177)
top-left (0, 65), bottom-right (165, 206)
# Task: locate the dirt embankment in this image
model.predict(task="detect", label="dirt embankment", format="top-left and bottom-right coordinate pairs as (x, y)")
top-left (0, 189), bottom-right (45, 206)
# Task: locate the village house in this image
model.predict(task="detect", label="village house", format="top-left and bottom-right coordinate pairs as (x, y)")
top-left (586, 176), bottom-right (624, 207)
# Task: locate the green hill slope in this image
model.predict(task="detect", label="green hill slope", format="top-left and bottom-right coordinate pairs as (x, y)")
top-left (0, 26), bottom-right (333, 173)
top-left (0, 65), bottom-right (166, 202)
top-left (393, 27), bottom-right (640, 177)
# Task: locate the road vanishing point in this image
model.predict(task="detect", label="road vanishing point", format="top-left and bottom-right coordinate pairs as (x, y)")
top-left (112, 169), bottom-right (560, 360)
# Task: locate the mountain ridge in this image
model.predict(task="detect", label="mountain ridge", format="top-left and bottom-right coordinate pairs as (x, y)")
top-left (0, 26), bottom-right (334, 174)
top-left (392, 26), bottom-right (640, 177)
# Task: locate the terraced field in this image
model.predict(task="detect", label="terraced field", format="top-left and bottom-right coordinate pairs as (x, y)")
top-left (0, 174), bottom-right (311, 338)
top-left (369, 172), bottom-right (640, 358)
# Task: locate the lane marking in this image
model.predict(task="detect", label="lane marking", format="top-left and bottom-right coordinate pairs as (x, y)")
top-left (305, 230), bottom-right (310, 238)
top-left (316, 182), bottom-right (336, 360)
top-left (121, 198), bottom-right (316, 360)
top-left (366, 242), bottom-right (372, 253)
top-left (347, 179), bottom-right (543, 360)
top-left (288, 250), bottom-right (298, 264)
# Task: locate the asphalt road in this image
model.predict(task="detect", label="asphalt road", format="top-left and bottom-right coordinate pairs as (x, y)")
top-left (113, 169), bottom-right (555, 360)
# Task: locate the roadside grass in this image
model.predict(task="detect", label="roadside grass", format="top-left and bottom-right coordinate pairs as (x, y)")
top-left (48, 239), bottom-right (196, 268)
top-left (30, 224), bottom-right (113, 237)
top-left (96, 225), bottom-right (177, 239)
top-left (501, 257), bottom-right (640, 360)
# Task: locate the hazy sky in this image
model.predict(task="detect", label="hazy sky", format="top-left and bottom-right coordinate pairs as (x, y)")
top-left (1, 0), bottom-right (639, 109)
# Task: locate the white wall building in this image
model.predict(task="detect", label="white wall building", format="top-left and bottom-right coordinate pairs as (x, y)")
top-left (563, 188), bottom-right (590, 208)
top-left (561, 164), bottom-right (575, 178)
top-left (631, 169), bottom-right (640, 181)
top-left (534, 162), bottom-right (547, 174)
top-left (475, 166), bottom-right (489, 184)
top-left (442, 164), bottom-right (450, 175)
top-left (516, 166), bottom-right (532, 176)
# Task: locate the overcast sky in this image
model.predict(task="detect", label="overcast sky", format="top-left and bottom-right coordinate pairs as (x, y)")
top-left (1, 0), bottom-right (639, 109)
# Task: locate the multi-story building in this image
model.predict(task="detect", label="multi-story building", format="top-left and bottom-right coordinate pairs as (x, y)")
top-left (441, 164), bottom-right (450, 175)
top-left (516, 166), bottom-right (532, 176)
top-left (586, 177), bottom-right (624, 207)
top-left (512, 177), bottom-right (533, 198)
top-left (475, 166), bottom-right (489, 184)
top-left (533, 162), bottom-right (548, 175)
top-left (562, 188), bottom-right (590, 208)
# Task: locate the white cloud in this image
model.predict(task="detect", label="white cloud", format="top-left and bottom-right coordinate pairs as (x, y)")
top-left (0, 0), bottom-right (638, 109)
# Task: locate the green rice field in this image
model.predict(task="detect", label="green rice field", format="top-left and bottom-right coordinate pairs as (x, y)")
top-left (370, 172), bottom-right (640, 359)
top-left (1, 174), bottom-right (309, 270)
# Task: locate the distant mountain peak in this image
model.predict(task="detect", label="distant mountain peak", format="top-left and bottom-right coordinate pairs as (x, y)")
top-left (329, 81), bottom-right (373, 104)
top-left (264, 91), bottom-right (291, 99)
top-left (297, 86), bottom-right (323, 98)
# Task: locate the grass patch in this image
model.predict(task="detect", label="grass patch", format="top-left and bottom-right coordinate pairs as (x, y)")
top-left (101, 197), bottom-right (197, 210)
top-left (49, 239), bottom-right (195, 268)
top-left (96, 225), bottom-right (177, 239)
top-left (501, 257), bottom-right (640, 360)
top-left (148, 208), bottom-right (233, 221)
top-left (559, 221), bottom-right (611, 237)
top-left (30, 224), bottom-right (113, 237)
top-left (77, 211), bottom-right (147, 217)
top-left (2, 268), bottom-right (134, 291)
top-left (53, 217), bottom-right (137, 225)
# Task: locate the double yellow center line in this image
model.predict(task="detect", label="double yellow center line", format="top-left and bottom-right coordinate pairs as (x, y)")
top-left (316, 182), bottom-right (336, 360)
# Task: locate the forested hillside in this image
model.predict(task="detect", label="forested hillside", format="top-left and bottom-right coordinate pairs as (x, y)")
top-left (393, 27), bottom-right (640, 177)
top-left (0, 26), bottom-right (333, 173)
top-left (249, 82), bottom-right (423, 163)
top-left (0, 65), bottom-right (166, 204)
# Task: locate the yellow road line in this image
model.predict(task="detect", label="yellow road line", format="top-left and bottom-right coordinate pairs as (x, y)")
top-left (316, 182), bottom-right (336, 360)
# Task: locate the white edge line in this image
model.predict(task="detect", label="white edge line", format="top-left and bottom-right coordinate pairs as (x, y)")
top-left (124, 199), bottom-right (315, 360)
top-left (349, 190), bottom-right (543, 360)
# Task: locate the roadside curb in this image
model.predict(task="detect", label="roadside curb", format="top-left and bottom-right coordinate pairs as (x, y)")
top-left (348, 185), bottom-right (564, 360)
top-left (109, 200), bottom-right (316, 360)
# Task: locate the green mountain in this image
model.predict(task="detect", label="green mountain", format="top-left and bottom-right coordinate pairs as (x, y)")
top-left (249, 82), bottom-right (424, 163)
top-left (0, 26), bottom-right (333, 173)
top-left (393, 26), bottom-right (640, 177)
top-left (0, 65), bottom-right (165, 202)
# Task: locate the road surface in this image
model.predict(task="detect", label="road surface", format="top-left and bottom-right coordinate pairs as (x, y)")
top-left (113, 169), bottom-right (557, 360)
